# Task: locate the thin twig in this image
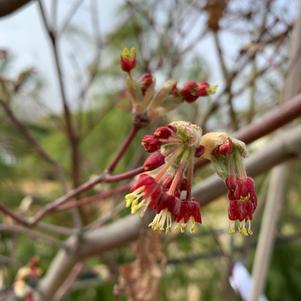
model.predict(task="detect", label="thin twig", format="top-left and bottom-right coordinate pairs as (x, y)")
top-left (59, 0), bottom-right (85, 35)
top-left (0, 99), bottom-right (68, 191)
top-left (107, 125), bottom-right (142, 173)
top-left (77, 0), bottom-right (102, 133)
top-left (51, 0), bottom-right (58, 30)
top-left (0, 223), bottom-right (65, 248)
top-left (57, 183), bottom-right (130, 211)
top-left (38, 0), bottom-right (80, 187)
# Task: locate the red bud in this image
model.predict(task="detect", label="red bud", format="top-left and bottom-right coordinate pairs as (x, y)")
top-left (154, 126), bottom-right (174, 139)
top-left (143, 152), bottom-right (165, 171)
top-left (181, 81), bottom-right (199, 102)
top-left (141, 135), bottom-right (161, 152)
top-left (195, 145), bottom-right (205, 157)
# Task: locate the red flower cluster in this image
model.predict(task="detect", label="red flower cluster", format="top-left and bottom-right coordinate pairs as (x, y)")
top-left (125, 122), bottom-right (203, 233)
top-left (225, 176), bottom-right (257, 235)
top-left (119, 48), bottom-right (217, 120)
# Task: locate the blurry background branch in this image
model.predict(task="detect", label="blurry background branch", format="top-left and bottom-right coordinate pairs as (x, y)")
top-left (0, 0), bottom-right (32, 17)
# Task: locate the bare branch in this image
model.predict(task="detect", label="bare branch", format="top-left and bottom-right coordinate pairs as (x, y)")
top-left (38, 0), bottom-right (80, 187)
top-left (0, 223), bottom-right (65, 248)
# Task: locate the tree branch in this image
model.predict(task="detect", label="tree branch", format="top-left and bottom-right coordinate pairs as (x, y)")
top-left (0, 0), bottom-right (32, 17)
top-left (38, 0), bottom-right (80, 188)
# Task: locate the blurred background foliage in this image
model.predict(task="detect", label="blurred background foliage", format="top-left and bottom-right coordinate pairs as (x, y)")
top-left (0, 0), bottom-right (301, 300)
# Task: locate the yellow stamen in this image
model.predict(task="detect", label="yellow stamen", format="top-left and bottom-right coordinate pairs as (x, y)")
top-left (240, 193), bottom-right (250, 202)
top-left (148, 209), bottom-right (173, 233)
top-left (228, 221), bottom-right (236, 234)
top-left (188, 218), bottom-right (196, 233)
top-left (247, 220), bottom-right (253, 235)
top-left (207, 84), bottom-right (218, 95)
top-left (124, 188), bottom-right (144, 214)
top-left (121, 47), bottom-right (136, 59)
top-left (238, 221), bottom-right (249, 236)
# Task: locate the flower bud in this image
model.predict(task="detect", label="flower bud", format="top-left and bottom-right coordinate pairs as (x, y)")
top-left (214, 138), bottom-right (233, 156)
top-left (195, 145), bottom-right (205, 158)
top-left (154, 126), bottom-right (175, 139)
top-left (139, 73), bottom-right (154, 95)
top-left (181, 80), bottom-right (199, 102)
top-left (200, 132), bottom-right (229, 160)
top-left (143, 152), bottom-right (165, 171)
top-left (162, 174), bottom-right (173, 190)
top-left (180, 178), bottom-right (189, 191)
top-left (120, 47), bottom-right (136, 72)
top-left (197, 81), bottom-right (218, 96)
top-left (141, 135), bottom-right (161, 152)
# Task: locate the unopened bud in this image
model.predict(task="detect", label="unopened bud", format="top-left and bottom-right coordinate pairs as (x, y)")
top-left (214, 138), bottom-right (233, 156)
top-left (197, 81), bottom-right (218, 96)
top-left (162, 174), bottom-right (173, 189)
top-left (141, 135), bottom-right (161, 152)
top-left (143, 152), bottom-right (165, 171)
top-left (154, 126), bottom-right (175, 139)
top-left (200, 132), bottom-right (229, 160)
top-left (120, 47), bottom-right (136, 72)
top-left (181, 80), bottom-right (199, 102)
top-left (195, 145), bottom-right (205, 158)
top-left (180, 178), bottom-right (189, 191)
top-left (139, 73), bottom-right (154, 95)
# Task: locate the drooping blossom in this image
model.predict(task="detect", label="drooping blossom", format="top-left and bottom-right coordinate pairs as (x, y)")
top-left (226, 176), bottom-right (257, 235)
top-left (200, 132), bottom-right (258, 236)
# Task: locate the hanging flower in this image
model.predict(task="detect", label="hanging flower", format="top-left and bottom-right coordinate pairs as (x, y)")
top-left (226, 176), bottom-right (257, 235)
top-left (200, 132), bottom-right (258, 236)
top-left (125, 121), bottom-right (203, 233)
